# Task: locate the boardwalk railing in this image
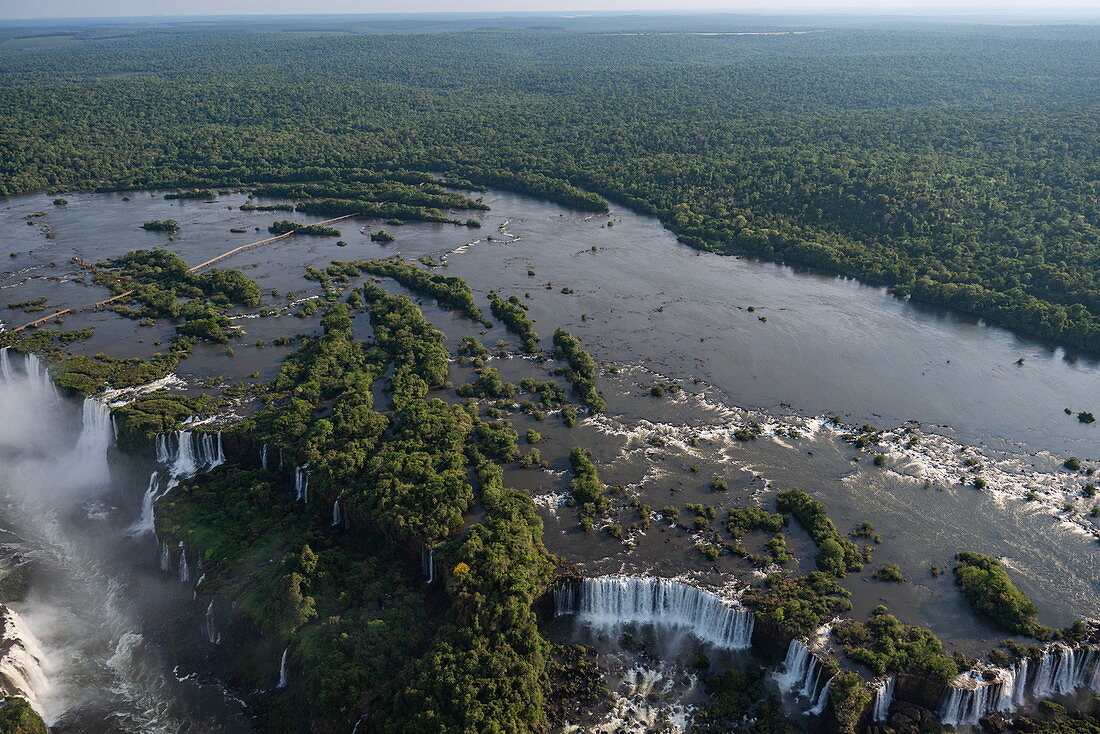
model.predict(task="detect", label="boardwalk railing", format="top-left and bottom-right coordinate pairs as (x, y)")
top-left (5, 213), bottom-right (358, 334)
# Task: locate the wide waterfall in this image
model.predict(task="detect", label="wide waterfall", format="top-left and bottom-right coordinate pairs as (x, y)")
top-left (872, 675), bottom-right (895, 722)
top-left (774, 639), bottom-right (833, 714)
top-left (0, 605), bottom-right (50, 716)
top-left (553, 576), bottom-right (755, 650)
top-left (938, 645), bottom-right (1100, 727)
top-left (155, 430), bottom-right (225, 479)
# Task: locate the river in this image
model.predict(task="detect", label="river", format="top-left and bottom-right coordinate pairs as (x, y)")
top-left (1, 185), bottom-right (1098, 728)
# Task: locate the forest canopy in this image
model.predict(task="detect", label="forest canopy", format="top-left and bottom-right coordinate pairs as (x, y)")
top-left (3, 25), bottom-right (1100, 352)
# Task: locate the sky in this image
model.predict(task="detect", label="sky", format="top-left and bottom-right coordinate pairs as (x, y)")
top-left (2, 0), bottom-right (1100, 20)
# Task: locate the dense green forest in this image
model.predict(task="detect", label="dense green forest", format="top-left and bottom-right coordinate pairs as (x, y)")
top-left (2, 24), bottom-right (1100, 350)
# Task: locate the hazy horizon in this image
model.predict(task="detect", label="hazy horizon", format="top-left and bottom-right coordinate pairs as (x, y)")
top-left (4, 1), bottom-right (1100, 22)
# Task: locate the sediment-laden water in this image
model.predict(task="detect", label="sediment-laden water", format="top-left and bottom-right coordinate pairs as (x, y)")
top-left (2, 186), bottom-right (1100, 728)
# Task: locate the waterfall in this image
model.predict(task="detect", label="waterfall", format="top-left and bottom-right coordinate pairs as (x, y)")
top-left (132, 471), bottom-right (161, 535)
top-left (159, 542), bottom-right (172, 572)
top-left (1032, 644), bottom-right (1079, 697)
top-left (261, 443), bottom-right (268, 470)
top-left (155, 433), bottom-right (171, 464)
top-left (73, 398), bottom-right (114, 485)
top-left (197, 432), bottom-right (224, 471)
top-left (426, 548), bottom-right (435, 584)
top-left (809, 676), bottom-right (834, 716)
top-left (277, 648), bottom-right (289, 689)
top-left (1079, 648), bottom-right (1100, 693)
top-left (159, 430), bottom-right (224, 478)
top-left (0, 605), bottom-right (50, 716)
top-left (294, 466), bottom-right (310, 503)
top-left (177, 545), bottom-right (190, 583)
top-left (553, 576), bottom-right (755, 650)
top-left (204, 602), bottom-right (220, 645)
top-left (172, 432), bottom-right (197, 478)
top-left (775, 639), bottom-right (832, 710)
top-left (939, 668), bottom-right (1018, 726)
top-left (936, 645), bottom-right (1100, 728)
top-left (939, 671), bottom-right (991, 727)
top-left (872, 676), bottom-right (895, 722)
top-left (331, 500), bottom-right (341, 527)
top-left (25, 353), bottom-right (58, 400)
top-left (0, 347), bottom-right (11, 381)
top-left (1013, 657), bottom-right (1029, 706)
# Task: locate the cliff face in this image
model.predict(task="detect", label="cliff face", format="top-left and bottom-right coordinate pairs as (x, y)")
top-left (751, 616), bottom-right (795, 664)
top-left (0, 698), bottom-right (47, 734)
top-left (895, 672), bottom-right (946, 711)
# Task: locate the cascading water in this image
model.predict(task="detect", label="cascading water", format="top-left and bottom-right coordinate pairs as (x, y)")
top-left (156, 434), bottom-right (171, 464)
top-left (0, 348), bottom-right (248, 729)
top-left (177, 545), bottom-right (190, 583)
top-left (204, 602), bottom-right (221, 645)
top-left (156, 430), bottom-right (225, 479)
top-left (261, 443), bottom-right (268, 471)
top-left (939, 671), bottom-right (1004, 727)
top-left (277, 648), bottom-right (289, 689)
top-left (331, 500), bottom-right (341, 527)
top-left (809, 676), bottom-right (834, 716)
top-left (1032, 644), bottom-right (1079, 697)
top-left (132, 471), bottom-right (162, 535)
top-left (774, 639), bottom-right (833, 715)
top-left (294, 465), bottom-right (310, 503)
top-left (73, 398), bottom-right (114, 485)
top-left (0, 604), bottom-right (50, 716)
top-left (24, 353), bottom-right (58, 401)
top-left (198, 432), bottom-right (224, 471)
top-left (937, 646), bottom-right (1100, 728)
top-left (872, 675), bottom-right (895, 722)
top-left (554, 576), bottom-right (754, 650)
top-left (173, 431), bottom-right (198, 478)
top-left (1013, 657), bottom-right (1029, 707)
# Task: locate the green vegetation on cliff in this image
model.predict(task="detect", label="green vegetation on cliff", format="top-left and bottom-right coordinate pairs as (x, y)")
top-left (826, 672), bottom-right (873, 734)
top-left (693, 667), bottom-right (798, 734)
top-left (0, 698), bottom-right (47, 734)
top-left (157, 291), bottom-right (558, 732)
top-left (833, 610), bottom-right (958, 683)
top-left (743, 571), bottom-right (852, 639)
top-left (112, 391), bottom-right (222, 449)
